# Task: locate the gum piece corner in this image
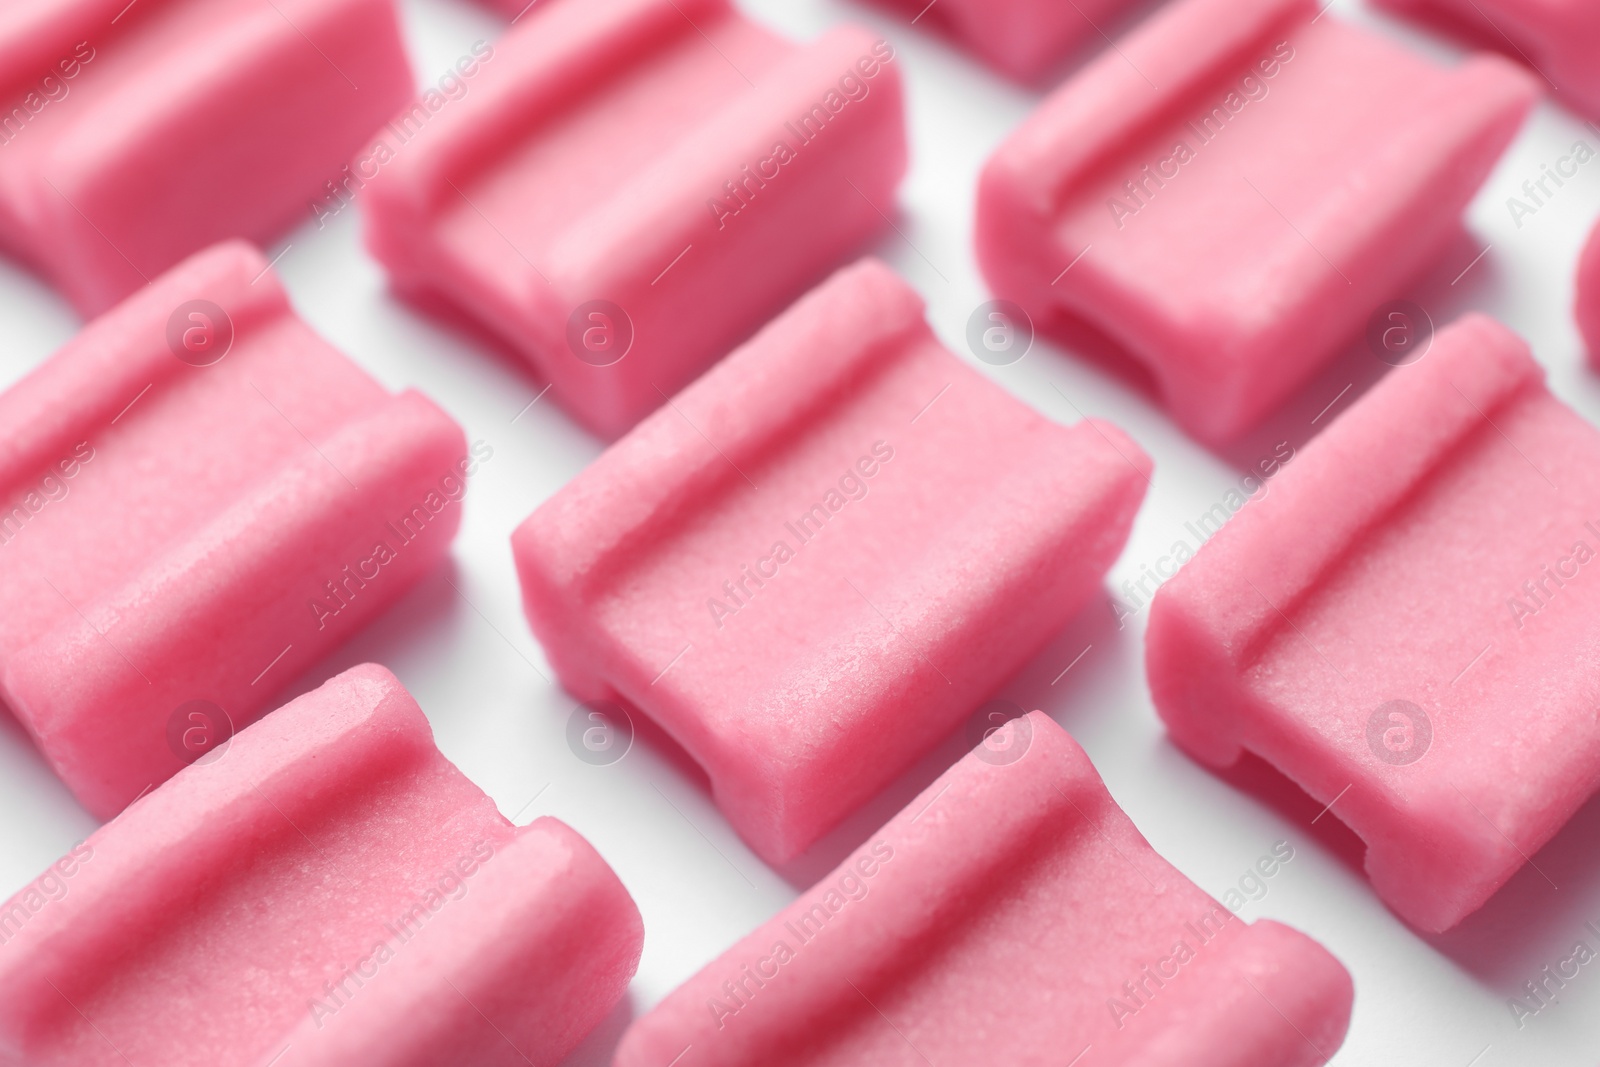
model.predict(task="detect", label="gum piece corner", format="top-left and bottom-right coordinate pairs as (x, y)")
top-left (861, 0), bottom-right (1141, 81)
top-left (1579, 218), bottom-right (1600, 366)
top-left (1374, 0), bottom-right (1600, 119)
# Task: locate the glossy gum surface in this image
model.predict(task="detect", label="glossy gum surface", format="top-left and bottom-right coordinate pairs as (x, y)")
top-left (0, 241), bottom-right (468, 819)
top-left (362, 0), bottom-right (908, 438)
top-left (512, 257), bottom-right (1151, 865)
top-left (0, 664), bottom-right (643, 1067)
top-left (0, 0), bottom-right (412, 315)
top-left (616, 712), bottom-right (1353, 1066)
top-left (1148, 314), bottom-right (1600, 932)
top-left (976, 0), bottom-right (1537, 444)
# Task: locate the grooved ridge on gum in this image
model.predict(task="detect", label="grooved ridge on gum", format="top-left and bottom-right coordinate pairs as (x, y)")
top-left (977, 0), bottom-right (1537, 444)
top-left (0, 665), bottom-right (643, 1067)
top-left (512, 258), bottom-right (1151, 865)
top-left (0, 241), bottom-right (469, 818)
top-left (616, 712), bottom-right (1354, 1066)
top-left (1150, 315), bottom-right (1600, 932)
top-left (362, 0), bottom-right (908, 438)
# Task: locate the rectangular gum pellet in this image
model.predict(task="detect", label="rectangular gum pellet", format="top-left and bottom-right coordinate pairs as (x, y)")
top-left (0, 0), bottom-right (412, 316)
top-left (615, 711), bottom-right (1353, 1066)
top-left (864, 0), bottom-right (1139, 80)
top-left (1376, 0), bottom-right (1600, 119)
top-left (0, 240), bottom-right (471, 820)
top-left (1148, 314), bottom-right (1600, 932)
top-left (512, 257), bottom-right (1151, 864)
top-left (360, 0), bottom-right (908, 439)
top-left (0, 664), bottom-right (643, 1067)
top-left (976, 0), bottom-right (1537, 444)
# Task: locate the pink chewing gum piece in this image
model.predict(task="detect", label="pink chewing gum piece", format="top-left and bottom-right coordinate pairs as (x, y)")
top-left (0, 240), bottom-right (470, 820)
top-left (1580, 219), bottom-right (1600, 364)
top-left (976, 0), bottom-right (1537, 445)
top-left (0, 664), bottom-right (643, 1067)
top-left (1376, 0), bottom-right (1600, 119)
top-left (0, 0), bottom-right (412, 316)
top-left (361, 0), bottom-right (908, 439)
top-left (1148, 314), bottom-right (1600, 932)
top-left (616, 712), bottom-right (1353, 1066)
top-left (512, 258), bottom-right (1151, 865)
top-left (863, 0), bottom-right (1141, 81)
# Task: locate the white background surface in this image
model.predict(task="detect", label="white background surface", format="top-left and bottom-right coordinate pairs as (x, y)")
top-left (2, 0), bottom-right (1599, 1063)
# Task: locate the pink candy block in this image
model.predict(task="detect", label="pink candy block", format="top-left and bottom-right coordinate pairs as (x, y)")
top-left (976, 0), bottom-right (1536, 444)
top-left (865, 0), bottom-right (1139, 80)
top-left (0, 0), bottom-right (412, 316)
top-left (0, 664), bottom-right (643, 1067)
top-left (1149, 314), bottom-right (1600, 932)
top-left (513, 258), bottom-right (1150, 864)
top-left (616, 712), bottom-right (1353, 1066)
top-left (0, 241), bottom-right (470, 819)
top-left (361, 0), bottom-right (907, 439)
top-left (1377, 0), bottom-right (1600, 119)
top-left (1580, 219), bottom-right (1600, 365)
